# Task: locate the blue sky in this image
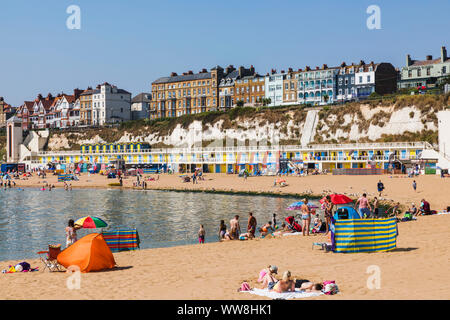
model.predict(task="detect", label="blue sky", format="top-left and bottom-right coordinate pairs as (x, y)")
top-left (0, 0), bottom-right (448, 106)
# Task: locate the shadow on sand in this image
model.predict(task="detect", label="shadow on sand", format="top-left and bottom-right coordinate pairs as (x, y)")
top-left (391, 247), bottom-right (418, 252)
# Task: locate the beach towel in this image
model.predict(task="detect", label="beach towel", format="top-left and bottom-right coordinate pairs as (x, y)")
top-left (283, 232), bottom-right (302, 236)
top-left (243, 288), bottom-right (323, 300)
top-left (102, 228), bottom-right (140, 253)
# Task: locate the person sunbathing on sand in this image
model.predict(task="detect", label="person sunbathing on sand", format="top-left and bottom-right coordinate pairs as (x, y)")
top-left (238, 232), bottom-right (254, 240)
top-left (299, 282), bottom-right (323, 293)
top-left (271, 271), bottom-right (295, 293)
top-left (273, 223), bottom-right (293, 236)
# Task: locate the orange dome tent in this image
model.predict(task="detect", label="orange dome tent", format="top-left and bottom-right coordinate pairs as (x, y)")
top-left (57, 233), bottom-right (116, 273)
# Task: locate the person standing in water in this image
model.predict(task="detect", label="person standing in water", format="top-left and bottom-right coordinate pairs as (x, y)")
top-left (230, 215), bottom-right (241, 240)
top-left (218, 220), bottom-right (227, 240)
top-left (198, 225), bottom-right (205, 244)
top-left (247, 212), bottom-right (257, 238)
top-left (272, 213), bottom-right (277, 229)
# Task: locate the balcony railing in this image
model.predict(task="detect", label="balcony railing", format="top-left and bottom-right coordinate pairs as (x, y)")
top-left (37, 141), bottom-right (431, 158)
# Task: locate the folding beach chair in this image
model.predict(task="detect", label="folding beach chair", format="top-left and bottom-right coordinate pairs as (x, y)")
top-left (37, 244), bottom-right (63, 272)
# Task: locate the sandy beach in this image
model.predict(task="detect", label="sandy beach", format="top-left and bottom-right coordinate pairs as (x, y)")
top-left (1, 172), bottom-right (449, 300)
top-left (0, 214), bottom-right (449, 300)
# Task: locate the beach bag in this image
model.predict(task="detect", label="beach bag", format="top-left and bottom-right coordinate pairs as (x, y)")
top-left (19, 262), bottom-right (30, 271)
top-left (238, 282), bottom-right (251, 292)
top-left (323, 280), bottom-right (339, 295)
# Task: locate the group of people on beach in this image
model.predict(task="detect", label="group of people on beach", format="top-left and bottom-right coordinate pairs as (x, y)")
top-left (258, 265), bottom-right (323, 293)
top-left (215, 212), bottom-right (282, 242)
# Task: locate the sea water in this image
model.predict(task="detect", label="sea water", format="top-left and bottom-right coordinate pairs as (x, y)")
top-left (0, 188), bottom-right (321, 261)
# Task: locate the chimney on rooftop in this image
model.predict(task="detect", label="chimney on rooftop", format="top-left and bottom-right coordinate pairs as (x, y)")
top-left (288, 67), bottom-right (293, 72)
top-left (271, 69), bottom-right (276, 75)
top-left (406, 54), bottom-right (412, 67)
top-left (188, 70), bottom-right (193, 75)
top-left (322, 64), bottom-right (328, 69)
top-left (238, 66), bottom-right (245, 77)
top-left (315, 66), bottom-right (319, 70)
top-left (426, 55), bottom-right (433, 61)
top-left (441, 46), bottom-right (447, 63)
top-left (73, 88), bottom-right (82, 99)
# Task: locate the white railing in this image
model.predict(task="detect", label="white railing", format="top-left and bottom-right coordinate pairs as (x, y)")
top-left (37, 141), bottom-right (431, 157)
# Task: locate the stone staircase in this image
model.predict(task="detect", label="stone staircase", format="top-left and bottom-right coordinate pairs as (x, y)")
top-left (300, 109), bottom-right (319, 147)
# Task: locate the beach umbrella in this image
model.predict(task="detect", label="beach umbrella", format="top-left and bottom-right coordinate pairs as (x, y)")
top-left (75, 216), bottom-right (108, 229)
top-left (286, 201), bottom-right (319, 210)
top-left (320, 194), bottom-right (353, 205)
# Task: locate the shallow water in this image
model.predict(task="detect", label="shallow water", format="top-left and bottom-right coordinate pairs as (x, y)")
top-left (0, 188), bottom-right (321, 261)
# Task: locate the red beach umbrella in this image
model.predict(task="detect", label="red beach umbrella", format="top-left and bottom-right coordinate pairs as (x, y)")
top-left (320, 194), bottom-right (353, 205)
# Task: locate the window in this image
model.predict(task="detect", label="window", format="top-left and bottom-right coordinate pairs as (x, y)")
top-left (359, 76), bottom-right (363, 83)
top-left (351, 77), bottom-right (355, 84)
top-left (443, 66), bottom-right (447, 74)
top-left (417, 69), bottom-right (421, 77)
top-left (408, 70), bottom-right (412, 77)
top-left (367, 76), bottom-right (371, 82)
top-left (427, 68), bottom-right (431, 76)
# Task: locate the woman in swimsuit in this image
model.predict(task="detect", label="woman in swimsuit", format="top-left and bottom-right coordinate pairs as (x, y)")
top-left (65, 219), bottom-right (78, 247)
top-left (218, 220), bottom-right (227, 240)
top-left (324, 195), bottom-right (334, 235)
top-left (272, 271), bottom-right (295, 293)
top-left (301, 199), bottom-right (311, 236)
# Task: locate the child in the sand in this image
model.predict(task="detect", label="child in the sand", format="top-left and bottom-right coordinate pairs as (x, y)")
top-left (299, 282), bottom-right (323, 293)
top-left (273, 223), bottom-right (293, 236)
top-left (259, 222), bottom-right (275, 237)
top-left (259, 265), bottom-right (278, 289)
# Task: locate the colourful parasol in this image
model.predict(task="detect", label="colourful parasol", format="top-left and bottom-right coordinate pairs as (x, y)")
top-left (74, 216), bottom-right (108, 229)
top-left (319, 194), bottom-right (353, 205)
top-left (286, 201), bottom-right (319, 210)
